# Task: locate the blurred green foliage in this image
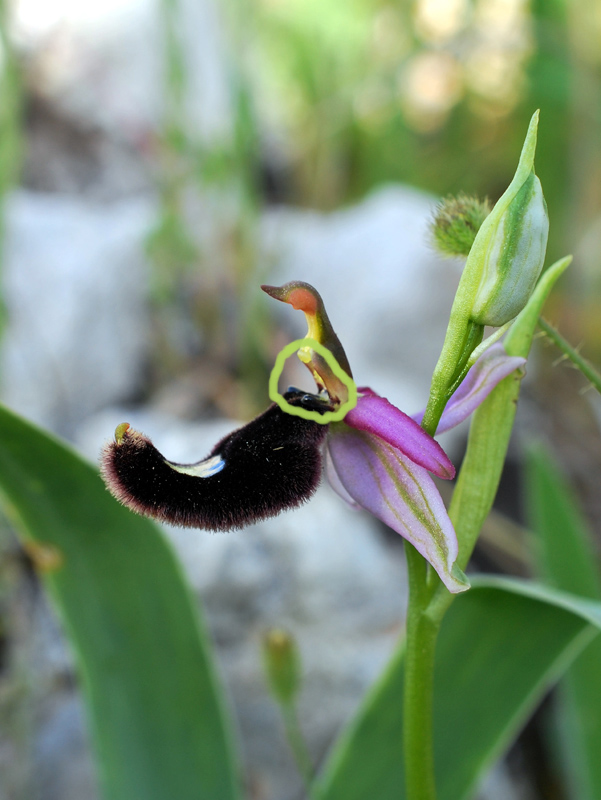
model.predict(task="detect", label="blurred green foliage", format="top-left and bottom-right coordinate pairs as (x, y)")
top-left (0, 0), bottom-right (21, 207)
top-left (146, 0), bottom-right (271, 414)
top-left (252, 0), bottom-right (601, 265)
top-left (0, 0), bottom-right (22, 335)
top-left (0, 404), bottom-right (241, 800)
top-left (526, 444), bottom-right (601, 800)
top-left (2, 0), bottom-right (600, 382)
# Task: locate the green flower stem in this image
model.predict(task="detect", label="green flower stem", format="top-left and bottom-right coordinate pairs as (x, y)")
top-left (538, 317), bottom-right (601, 395)
top-left (422, 316), bottom-right (484, 439)
top-left (402, 257), bottom-right (572, 800)
top-left (403, 542), bottom-right (440, 800)
top-left (281, 702), bottom-right (317, 800)
top-left (404, 313), bottom-right (482, 800)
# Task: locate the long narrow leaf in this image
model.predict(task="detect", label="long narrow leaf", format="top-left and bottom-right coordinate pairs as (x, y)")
top-left (316, 580), bottom-right (601, 800)
top-left (525, 445), bottom-right (601, 800)
top-left (470, 575), bottom-right (601, 628)
top-left (0, 405), bottom-right (240, 800)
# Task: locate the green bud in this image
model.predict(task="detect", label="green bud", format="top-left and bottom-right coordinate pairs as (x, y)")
top-left (464, 111), bottom-right (549, 327)
top-left (262, 628), bottom-right (301, 707)
top-left (422, 111), bottom-right (548, 433)
top-left (431, 194), bottom-right (491, 257)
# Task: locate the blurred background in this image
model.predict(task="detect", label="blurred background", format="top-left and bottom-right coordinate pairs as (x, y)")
top-left (0, 0), bottom-right (601, 798)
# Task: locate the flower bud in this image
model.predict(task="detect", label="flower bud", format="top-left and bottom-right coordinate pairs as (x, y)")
top-left (464, 111), bottom-right (549, 327)
top-left (262, 628), bottom-right (301, 707)
top-left (431, 194), bottom-right (491, 257)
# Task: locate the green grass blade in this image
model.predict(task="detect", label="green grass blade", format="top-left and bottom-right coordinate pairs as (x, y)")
top-left (525, 445), bottom-right (601, 800)
top-left (469, 575), bottom-right (601, 628)
top-left (555, 635), bottom-right (601, 800)
top-left (525, 444), bottom-right (601, 599)
top-left (316, 581), bottom-right (601, 800)
top-left (0, 405), bottom-right (240, 800)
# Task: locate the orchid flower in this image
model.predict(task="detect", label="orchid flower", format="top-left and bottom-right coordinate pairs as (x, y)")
top-left (261, 283), bottom-right (524, 593)
top-left (101, 282), bottom-right (524, 595)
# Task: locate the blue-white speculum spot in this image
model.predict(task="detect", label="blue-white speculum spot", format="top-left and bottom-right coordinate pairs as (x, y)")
top-left (101, 280), bottom-right (525, 594)
top-left (169, 455), bottom-right (226, 478)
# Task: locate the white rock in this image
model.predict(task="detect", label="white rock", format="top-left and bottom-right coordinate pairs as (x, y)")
top-left (14, 0), bottom-right (236, 148)
top-left (0, 191), bottom-right (155, 435)
top-left (1, 184), bottom-right (465, 446)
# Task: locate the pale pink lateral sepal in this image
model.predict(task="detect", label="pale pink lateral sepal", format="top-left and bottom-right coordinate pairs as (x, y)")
top-left (325, 447), bottom-right (361, 509)
top-left (327, 427), bottom-right (469, 594)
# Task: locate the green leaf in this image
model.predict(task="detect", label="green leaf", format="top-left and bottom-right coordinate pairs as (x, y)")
top-left (316, 579), bottom-right (601, 800)
top-left (0, 405), bottom-right (240, 800)
top-left (525, 445), bottom-right (601, 800)
top-left (524, 444), bottom-right (601, 600)
top-left (469, 575), bottom-right (601, 628)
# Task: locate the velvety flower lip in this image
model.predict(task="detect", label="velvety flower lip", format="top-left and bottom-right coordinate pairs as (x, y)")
top-left (101, 390), bottom-right (330, 530)
top-left (344, 390), bottom-right (455, 480)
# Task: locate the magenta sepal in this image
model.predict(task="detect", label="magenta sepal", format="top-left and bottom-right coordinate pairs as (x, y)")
top-left (326, 427), bottom-right (468, 593)
top-left (344, 391), bottom-right (455, 480)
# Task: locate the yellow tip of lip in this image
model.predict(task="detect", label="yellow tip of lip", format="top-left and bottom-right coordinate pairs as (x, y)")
top-left (114, 422), bottom-right (131, 444)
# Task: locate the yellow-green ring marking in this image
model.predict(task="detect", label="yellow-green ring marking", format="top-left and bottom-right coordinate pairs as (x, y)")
top-left (269, 338), bottom-right (357, 424)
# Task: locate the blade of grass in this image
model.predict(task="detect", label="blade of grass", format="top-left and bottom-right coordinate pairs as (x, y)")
top-left (316, 579), bottom-right (601, 800)
top-left (0, 404), bottom-right (241, 800)
top-left (525, 444), bottom-right (601, 800)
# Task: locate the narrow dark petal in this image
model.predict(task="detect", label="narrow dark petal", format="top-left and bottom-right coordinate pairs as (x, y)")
top-left (100, 392), bottom-right (329, 530)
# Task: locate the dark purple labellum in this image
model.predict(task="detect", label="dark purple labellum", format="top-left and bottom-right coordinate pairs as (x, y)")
top-left (100, 391), bottom-right (330, 530)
